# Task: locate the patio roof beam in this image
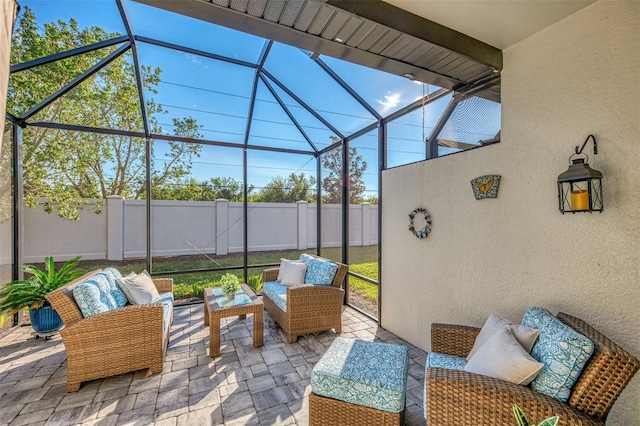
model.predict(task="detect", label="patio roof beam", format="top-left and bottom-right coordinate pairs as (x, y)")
top-left (259, 73), bottom-right (319, 153)
top-left (27, 121), bottom-right (145, 138)
top-left (261, 69), bottom-right (345, 140)
top-left (326, 0), bottom-right (502, 70)
top-left (25, 122), bottom-right (316, 156)
top-left (347, 121), bottom-right (380, 142)
top-left (153, 134), bottom-right (315, 156)
top-left (316, 155), bottom-right (322, 256)
top-left (18, 43), bottom-right (131, 123)
top-left (425, 96), bottom-right (458, 159)
top-left (377, 120), bottom-right (385, 322)
top-left (12, 124), bottom-right (22, 281)
top-left (342, 138), bottom-right (350, 269)
top-left (382, 87), bottom-right (451, 124)
top-left (134, 35), bottom-right (259, 69)
top-left (242, 41), bottom-right (272, 148)
top-left (311, 55), bottom-right (382, 121)
top-left (116, 0), bottom-right (155, 272)
top-left (318, 139), bottom-right (343, 156)
top-left (5, 112), bottom-right (18, 125)
top-left (10, 36), bottom-right (130, 74)
top-left (241, 41), bottom-right (272, 281)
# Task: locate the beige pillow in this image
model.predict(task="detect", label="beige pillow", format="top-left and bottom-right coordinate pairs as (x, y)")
top-left (467, 313), bottom-right (540, 360)
top-left (279, 261), bottom-right (308, 286)
top-left (464, 326), bottom-right (544, 385)
top-left (276, 258), bottom-right (289, 281)
top-left (116, 271), bottom-right (160, 304)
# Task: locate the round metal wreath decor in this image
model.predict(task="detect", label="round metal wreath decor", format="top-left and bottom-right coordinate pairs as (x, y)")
top-left (408, 208), bottom-right (432, 239)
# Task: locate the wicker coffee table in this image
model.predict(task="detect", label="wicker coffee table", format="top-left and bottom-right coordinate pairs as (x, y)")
top-left (203, 284), bottom-right (263, 357)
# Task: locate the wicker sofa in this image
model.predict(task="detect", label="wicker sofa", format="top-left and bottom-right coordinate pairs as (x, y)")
top-left (425, 312), bottom-right (640, 425)
top-left (46, 269), bottom-right (174, 392)
top-left (262, 254), bottom-right (348, 343)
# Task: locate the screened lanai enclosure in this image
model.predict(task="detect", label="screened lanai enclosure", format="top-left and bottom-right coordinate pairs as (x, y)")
top-left (2, 0), bottom-right (500, 327)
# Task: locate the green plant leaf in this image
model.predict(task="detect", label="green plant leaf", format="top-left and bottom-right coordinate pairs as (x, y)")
top-left (538, 417), bottom-right (559, 426)
top-left (512, 405), bottom-right (530, 426)
top-left (0, 256), bottom-right (82, 314)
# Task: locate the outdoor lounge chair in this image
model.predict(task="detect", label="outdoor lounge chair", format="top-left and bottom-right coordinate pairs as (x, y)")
top-left (261, 254), bottom-right (348, 343)
top-left (425, 312), bottom-right (640, 425)
top-left (46, 269), bottom-right (174, 392)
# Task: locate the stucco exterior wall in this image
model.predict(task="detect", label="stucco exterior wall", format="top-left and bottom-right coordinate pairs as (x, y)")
top-left (381, 1), bottom-right (639, 423)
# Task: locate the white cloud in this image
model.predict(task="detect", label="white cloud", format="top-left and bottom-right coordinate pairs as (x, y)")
top-left (185, 53), bottom-right (202, 64)
top-left (377, 93), bottom-right (400, 111)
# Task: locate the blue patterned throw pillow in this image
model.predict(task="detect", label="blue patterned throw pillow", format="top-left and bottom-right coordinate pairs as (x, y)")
top-left (521, 307), bottom-right (594, 402)
top-left (73, 276), bottom-right (117, 318)
top-left (426, 352), bottom-right (468, 371)
top-left (299, 254), bottom-right (339, 285)
top-left (99, 268), bottom-right (128, 308)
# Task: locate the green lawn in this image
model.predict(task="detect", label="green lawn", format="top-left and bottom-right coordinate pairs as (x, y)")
top-left (348, 262), bottom-right (378, 300)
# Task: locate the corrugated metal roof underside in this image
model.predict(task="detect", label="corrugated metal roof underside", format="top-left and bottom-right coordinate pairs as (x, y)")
top-left (135, 0), bottom-right (501, 91)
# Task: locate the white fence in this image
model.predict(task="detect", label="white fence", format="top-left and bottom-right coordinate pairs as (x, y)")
top-left (22, 197), bottom-right (378, 262)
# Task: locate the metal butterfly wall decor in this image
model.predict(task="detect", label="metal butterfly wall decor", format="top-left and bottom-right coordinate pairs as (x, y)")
top-left (470, 175), bottom-right (501, 200)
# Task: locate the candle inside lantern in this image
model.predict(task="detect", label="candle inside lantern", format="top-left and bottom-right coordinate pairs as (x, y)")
top-left (571, 189), bottom-right (589, 211)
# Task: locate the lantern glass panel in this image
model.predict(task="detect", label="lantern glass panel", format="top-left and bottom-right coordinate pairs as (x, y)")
top-left (558, 178), bottom-right (603, 213)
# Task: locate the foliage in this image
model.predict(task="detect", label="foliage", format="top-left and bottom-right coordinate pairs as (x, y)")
top-left (253, 173), bottom-right (316, 203)
top-left (0, 256), bottom-right (83, 314)
top-left (151, 177), bottom-right (251, 202)
top-left (322, 140), bottom-right (367, 204)
top-left (246, 274), bottom-right (263, 292)
top-left (513, 405), bottom-right (559, 426)
top-left (219, 273), bottom-right (240, 294)
top-left (8, 8), bottom-right (202, 220)
top-left (189, 283), bottom-right (205, 299)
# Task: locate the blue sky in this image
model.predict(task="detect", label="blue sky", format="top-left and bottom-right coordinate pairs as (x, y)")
top-left (15, 0), bottom-right (500, 196)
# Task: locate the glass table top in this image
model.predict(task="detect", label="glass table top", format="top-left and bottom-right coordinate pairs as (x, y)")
top-left (210, 286), bottom-right (253, 308)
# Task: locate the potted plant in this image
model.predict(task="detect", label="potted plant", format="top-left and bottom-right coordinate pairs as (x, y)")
top-left (513, 404), bottom-right (559, 426)
top-left (219, 273), bottom-right (240, 299)
top-left (0, 256), bottom-right (83, 334)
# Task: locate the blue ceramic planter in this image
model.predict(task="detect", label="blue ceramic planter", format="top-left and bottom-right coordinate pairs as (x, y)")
top-left (29, 305), bottom-right (63, 334)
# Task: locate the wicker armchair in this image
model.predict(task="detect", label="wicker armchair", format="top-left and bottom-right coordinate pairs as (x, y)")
top-left (262, 255), bottom-right (348, 343)
top-left (426, 312), bottom-right (640, 425)
top-left (46, 270), bottom-right (174, 392)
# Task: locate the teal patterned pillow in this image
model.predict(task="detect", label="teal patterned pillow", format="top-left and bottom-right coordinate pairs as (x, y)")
top-left (299, 254), bottom-right (339, 285)
top-left (262, 281), bottom-right (288, 312)
top-left (426, 352), bottom-right (468, 370)
top-left (521, 307), bottom-right (594, 402)
top-left (73, 280), bottom-right (115, 318)
top-left (311, 337), bottom-right (408, 413)
top-left (98, 268), bottom-right (128, 308)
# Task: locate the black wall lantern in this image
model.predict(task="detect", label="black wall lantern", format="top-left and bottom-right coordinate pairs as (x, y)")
top-left (557, 134), bottom-right (603, 214)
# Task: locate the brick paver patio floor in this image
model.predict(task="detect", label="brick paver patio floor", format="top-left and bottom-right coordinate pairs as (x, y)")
top-left (0, 304), bottom-right (427, 425)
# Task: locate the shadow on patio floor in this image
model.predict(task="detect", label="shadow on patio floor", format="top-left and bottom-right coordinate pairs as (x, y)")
top-left (0, 305), bottom-right (427, 425)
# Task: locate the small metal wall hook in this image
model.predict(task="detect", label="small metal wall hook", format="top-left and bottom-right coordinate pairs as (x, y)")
top-left (575, 134), bottom-right (597, 155)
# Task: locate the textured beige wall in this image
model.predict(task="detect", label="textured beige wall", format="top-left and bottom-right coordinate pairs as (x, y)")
top-left (381, 1), bottom-right (639, 423)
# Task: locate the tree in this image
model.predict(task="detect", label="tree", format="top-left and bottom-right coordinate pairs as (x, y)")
top-left (255, 173), bottom-right (316, 203)
top-left (7, 8), bottom-right (202, 220)
top-left (322, 138), bottom-right (367, 204)
top-left (151, 176), bottom-right (251, 202)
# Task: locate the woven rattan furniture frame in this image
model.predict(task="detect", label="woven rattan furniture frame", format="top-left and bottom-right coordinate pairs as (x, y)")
top-left (309, 392), bottom-right (403, 426)
top-left (203, 284), bottom-right (263, 357)
top-left (426, 312), bottom-right (640, 426)
top-left (46, 269), bottom-right (174, 392)
top-left (262, 255), bottom-right (348, 343)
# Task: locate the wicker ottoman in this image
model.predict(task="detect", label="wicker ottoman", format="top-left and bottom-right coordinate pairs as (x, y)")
top-left (310, 337), bottom-right (409, 426)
